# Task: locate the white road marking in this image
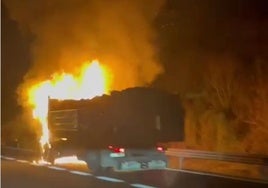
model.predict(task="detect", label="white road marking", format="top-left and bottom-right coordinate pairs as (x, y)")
top-left (16, 160), bottom-right (29, 163)
top-left (96, 176), bottom-right (125, 183)
top-left (30, 162), bottom-right (46, 166)
top-left (1, 156), bottom-right (15, 160)
top-left (30, 163), bottom-right (38, 166)
top-left (47, 166), bottom-right (66, 171)
top-left (1, 155), bottom-right (158, 187)
top-left (131, 183), bottom-right (157, 188)
top-left (69, 170), bottom-right (92, 176)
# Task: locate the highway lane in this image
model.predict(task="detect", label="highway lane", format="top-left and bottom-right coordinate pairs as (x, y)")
top-left (1, 159), bottom-right (132, 188)
top-left (109, 169), bottom-right (268, 188)
top-left (155, 169), bottom-right (268, 188)
top-left (2, 156), bottom-right (268, 188)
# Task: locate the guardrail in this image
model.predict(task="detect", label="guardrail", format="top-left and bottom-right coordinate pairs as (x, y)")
top-left (165, 149), bottom-right (268, 168)
top-left (166, 148), bottom-right (268, 183)
top-left (1, 145), bottom-right (40, 160)
top-left (2, 146), bottom-right (36, 153)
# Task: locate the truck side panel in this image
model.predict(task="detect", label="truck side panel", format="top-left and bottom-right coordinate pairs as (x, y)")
top-left (48, 87), bottom-right (184, 149)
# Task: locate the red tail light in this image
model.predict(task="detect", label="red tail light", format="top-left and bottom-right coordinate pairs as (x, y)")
top-left (108, 145), bottom-right (125, 153)
top-left (157, 146), bottom-right (164, 152)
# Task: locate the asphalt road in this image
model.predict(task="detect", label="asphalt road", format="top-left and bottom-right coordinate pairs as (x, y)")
top-left (1, 159), bottom-right (133, 188)
top-left (2, 157), bottom-right (268, 188)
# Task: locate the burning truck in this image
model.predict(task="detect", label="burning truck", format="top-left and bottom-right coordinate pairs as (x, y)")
top-left (45, 87), bottom-right (184, 173)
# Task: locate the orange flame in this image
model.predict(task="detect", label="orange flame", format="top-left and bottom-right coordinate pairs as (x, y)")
top-left (27, 60), bottom-right (111, 153)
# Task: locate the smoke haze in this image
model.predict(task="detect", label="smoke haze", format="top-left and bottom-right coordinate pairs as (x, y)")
top-left (4, 0), bottom-right (164, 106)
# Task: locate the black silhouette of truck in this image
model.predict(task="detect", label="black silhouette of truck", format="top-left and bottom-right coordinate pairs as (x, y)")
top-left (45, 87), bottom-right (184, 173)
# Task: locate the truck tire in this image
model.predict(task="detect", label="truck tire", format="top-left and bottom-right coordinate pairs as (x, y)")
top-left (85, 151), bottom-right (102, 174)
top-left (43, 146), bottom-right (58, 165)
top-left (102, 166), bottom-right (116, 175)
top-left (47, 150), bottom-right (57, 165)
top-left (87, 161), bottom-right (101, 174)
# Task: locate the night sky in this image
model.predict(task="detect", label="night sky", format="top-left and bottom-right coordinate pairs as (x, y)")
top-left (2, 0), bottom-right (268, 126)
top-left (154, 0), bottom-right (268, 92)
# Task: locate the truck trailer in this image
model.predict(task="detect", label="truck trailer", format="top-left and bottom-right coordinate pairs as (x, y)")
top-left (45, 87), bottom-right (184, 173)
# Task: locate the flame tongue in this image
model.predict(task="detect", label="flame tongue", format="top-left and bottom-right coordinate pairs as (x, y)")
top-left (28, 60), bottom-right (111, 154)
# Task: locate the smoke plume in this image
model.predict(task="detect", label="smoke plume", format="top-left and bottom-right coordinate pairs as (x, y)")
top-left (4, 0), bottom-right (164, 103)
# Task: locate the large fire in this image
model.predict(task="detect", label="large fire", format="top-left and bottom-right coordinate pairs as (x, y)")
top-left (27, 60), bottom-right (111, 153)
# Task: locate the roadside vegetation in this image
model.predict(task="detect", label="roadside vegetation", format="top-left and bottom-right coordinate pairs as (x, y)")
top-left (181, 58), bottom-right (268, 155)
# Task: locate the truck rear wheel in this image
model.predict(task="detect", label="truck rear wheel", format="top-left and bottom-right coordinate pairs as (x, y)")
top-left (87, 161), bottom-right (101, 174)
top-left (43, 146), bottom-right (58, 165)
top-left (102, 166), bottom-right (116, 175)
top-left (85, 151), bottom-right (102, 174)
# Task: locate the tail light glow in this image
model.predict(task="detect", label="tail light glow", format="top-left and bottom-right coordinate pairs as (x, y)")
top-left (108, 145), bottom-right (125, 153)
top-left (119, 148), bottom-right (125, 153)
top-left (157, 146), bottom-right (164, 152)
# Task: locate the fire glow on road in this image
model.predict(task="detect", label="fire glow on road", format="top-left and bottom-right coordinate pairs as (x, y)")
top-left (54, 156), bottom-right (87, 165)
